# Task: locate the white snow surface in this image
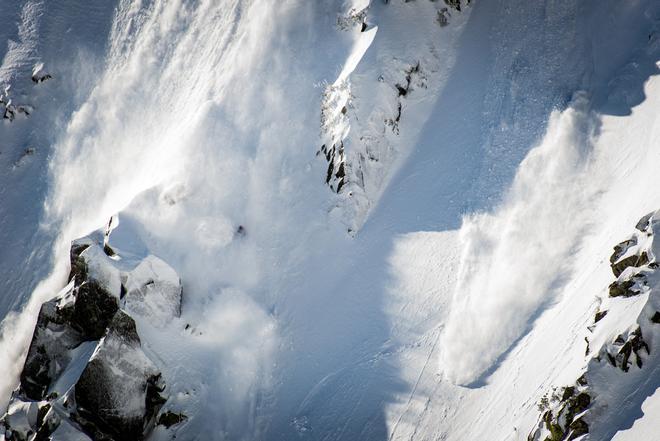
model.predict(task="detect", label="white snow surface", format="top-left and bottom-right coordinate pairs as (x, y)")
top-left (0, 0), bottom-right (660, 440)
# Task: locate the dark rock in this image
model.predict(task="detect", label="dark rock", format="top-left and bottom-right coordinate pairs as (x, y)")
top-left (611, 251), bottom-right (649, 277)
top-left (607, 352), bottom-right (616, 367)
top-left (609, 279), bottom-right (637, 298)
top-left (157, 411), bottom-right (188, 429)
top-left (594, 310), bottom-right (608, 323)
top-left (635, 212), bottom-right (653, 231)
top-left (570, 393), bottom-right (590, 415)
top-left (529, 382), bottom-right (591, 441)
top-left (610, 239), bottom-right (637, 264)
top-left (336, 177), bottom-right (345, 193)
top-left (20, 300), bottom-right (82, 400)
top-left (335, 162), bottom-right (345, 180)
top-left (69, 245), bottom-right (90, 284)
top-left (445, 0), bottom-right (461, 11)
top-left (74, 311), bottom-right (165, 441)
top-left (325, 160), bottom-right (334, 184)
top-left (561, 386), bottom-right (575, 401)
top-left (437, 8), bottom-right (449, 27)
top-left (567, 418), bottom-right (588, 440)
top-left (5, 231), bottom-right (177, 441)
top-left (611, 328), bottom-right (649, 372)
top-left (651, 311), bottom-right (660, 324)
top-left (31, 74), bottom-right (52, 84)
top-left (103, 244), bottom-right (116, 257)
top-left (576, 373), bottom-right (587, 387)
top-left (71, 281), bottom-right (118, 340)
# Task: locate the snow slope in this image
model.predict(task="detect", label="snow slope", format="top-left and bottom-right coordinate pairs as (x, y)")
top-left (1, 0), bottom-right (660, 440)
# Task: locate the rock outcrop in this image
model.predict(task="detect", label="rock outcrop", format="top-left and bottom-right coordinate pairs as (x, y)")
top-left (528, 210), bottom-right (660, 440)
top-left (529, 384), bottom-right (590, 441)
top-left (1, 218), bottom-right (182, 441)
top-left (318, 0), bottom-right (471, 233)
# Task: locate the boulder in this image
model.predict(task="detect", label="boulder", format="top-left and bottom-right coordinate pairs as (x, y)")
top-left (20, 287), bottom-right (83, 400)
top-left (123, 256), bottom-right (182, 326)
top-left (1, 397), bottom-right (49, 441)
top-left (70, 280), bottom-right (118, 340)
top-left (611, 251), bottom-right (648, 277)
top-left (74, 311), bottom-right (166, 441)
top-left (19, 248), bottom-right (119, 400)
top-left (3, 221), bottom-right (178, 441)
top-left (608, 279), bottom-right (637, 298)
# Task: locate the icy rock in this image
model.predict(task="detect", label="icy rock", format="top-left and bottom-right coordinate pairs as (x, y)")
top-left (49, 419), bottom-right (92, 441)
top-left (19, 286), bottom-right (84, 400)
top-left (609, 238), bottom-right (637, 265)
top-left (1, 398), bottom-right (49, 441)
top-left (156, 411), bottom-right (187, 429)
top-left (74, 310), bottom-right (166, 440)
top-left (3, 221), bottom-right (180, 441)
top-left (123, 255), bottom-right (182, 326)
top-left (635, 212), bottom-right (654, 232)
top-left (31, 63), bottom-right (52, 84)
top-left (18, 250), bottom-right (118, 400)
top-left (79, 245), bottom-right (122, 298)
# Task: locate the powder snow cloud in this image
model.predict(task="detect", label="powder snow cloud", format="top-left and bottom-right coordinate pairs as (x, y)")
top-left (439, 93), bottom-right (602, 385)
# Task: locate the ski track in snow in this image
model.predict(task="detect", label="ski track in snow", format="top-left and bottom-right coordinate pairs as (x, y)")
top-left (0, 0), bottom-right (659, 440)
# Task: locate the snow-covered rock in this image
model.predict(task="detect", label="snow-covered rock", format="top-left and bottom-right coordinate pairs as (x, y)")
top-left (1, 217), bottom-right (181, 440)
top-left (1, 397), bottom-right (48, 441)
top-left (319, 0), bottom-right (472, 231)
top-left (124, 256), bottom-right (182, 327)
top-left (528, 210), bottom-right (660, 441)
top-left (74, 310), bottom-right (165, 440)
top-left (30, 63), bottom-right (51, 84)
top-left (49, 419), bottom-right (92, 441)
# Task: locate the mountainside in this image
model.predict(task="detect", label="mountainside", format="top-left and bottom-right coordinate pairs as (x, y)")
top-left (1, 1), bottom-right (659, 440)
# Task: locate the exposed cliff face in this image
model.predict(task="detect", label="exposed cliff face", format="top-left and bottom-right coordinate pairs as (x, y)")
top-left (1, 219), bottom-right (183, 440)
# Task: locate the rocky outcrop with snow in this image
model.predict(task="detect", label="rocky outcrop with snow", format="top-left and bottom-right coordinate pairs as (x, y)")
top-left (528, 211), bottom-right (660, 441)
top-left (1, 219), bottom-right (183, 441)
top-left (319, 0), bottom-right (471, 231)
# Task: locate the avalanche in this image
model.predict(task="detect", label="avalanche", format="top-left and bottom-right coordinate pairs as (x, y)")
top-left (1, 0), bottom-right (659, 440)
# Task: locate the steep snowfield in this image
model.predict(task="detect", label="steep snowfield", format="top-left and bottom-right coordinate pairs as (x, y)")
top-left (1, 0), bottom-right (660, 440)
